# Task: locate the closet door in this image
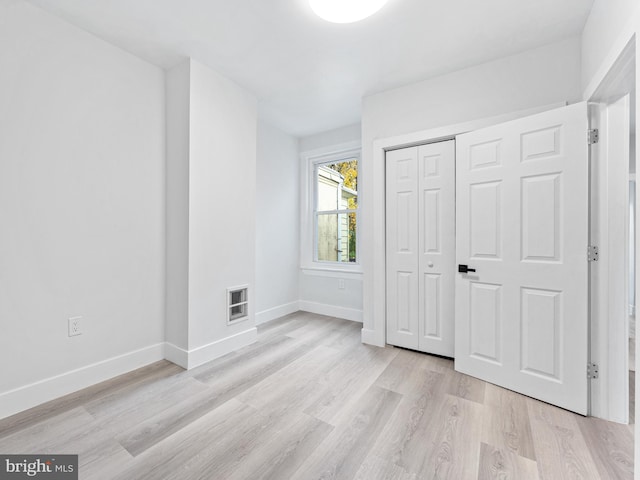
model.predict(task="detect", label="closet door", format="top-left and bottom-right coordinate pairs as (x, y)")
top-left (417, 141), bottom-right (455, 356)
top-left (386, 141), bottom-right (455, 356)
top-left (386, 147), bottom-right (419, 350)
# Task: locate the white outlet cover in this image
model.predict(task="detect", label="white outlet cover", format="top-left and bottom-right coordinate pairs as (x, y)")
top-left (68, 316), bottom-right (82, 337)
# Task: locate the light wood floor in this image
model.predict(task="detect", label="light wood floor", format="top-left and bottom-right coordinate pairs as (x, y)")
top-left (0, 313), bottom-right (634, 479)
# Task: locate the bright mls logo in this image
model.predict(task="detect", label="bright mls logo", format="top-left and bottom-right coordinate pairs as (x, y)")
top-left (0, 455), bottom-right (77, 479)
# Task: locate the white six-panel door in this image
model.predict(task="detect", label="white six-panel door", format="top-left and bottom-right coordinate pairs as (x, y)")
top-left (455, 102), bottom-right (589, 414)
top-left (386, 141), bottom-right (456, 356)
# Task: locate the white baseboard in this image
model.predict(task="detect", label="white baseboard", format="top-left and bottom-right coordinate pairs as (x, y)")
top-left (299, 300), bottom-right (363, 323)
top-left (0, 343), bottom-right (164, 421)
top-left (361, 328), bottom-right (385, 347)
top-left (256, 301), bottom-right (300, 325)
top-left (187, 327), bottom-right (257, 369)
top-left (165, 327), bottom-right (258, 370)
top-left (164, 341), bottom-right (189, 369)
top-left (0, 327), bottom-right (260, 420)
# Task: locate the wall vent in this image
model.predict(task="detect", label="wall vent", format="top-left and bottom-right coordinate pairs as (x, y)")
top-left (227, 285), bottom-right (249, 324)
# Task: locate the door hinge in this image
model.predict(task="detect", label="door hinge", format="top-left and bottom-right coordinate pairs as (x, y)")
top-left (588, 128), bottom-right (599, 145)
top-left (587, 363), bottom-right (599, 379)
top-left (587, 245), bottom-right (599, 262)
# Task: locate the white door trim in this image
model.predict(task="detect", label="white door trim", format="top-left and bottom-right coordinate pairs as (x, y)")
top-left (590, 97), bottom-right (631, 424)
top-left (582, 17), bottom-right (639, 102)
top-left (587, 37), bottom-right (635, 424)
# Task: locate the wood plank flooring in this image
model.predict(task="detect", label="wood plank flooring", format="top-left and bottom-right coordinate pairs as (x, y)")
top-left (0, 312), bottom-right (634, 479)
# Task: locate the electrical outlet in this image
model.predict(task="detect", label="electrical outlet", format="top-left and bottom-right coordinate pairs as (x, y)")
top-left (338, 279), bottom-right (345, 290)
top-left (68, 316), bottom-right (82, 337)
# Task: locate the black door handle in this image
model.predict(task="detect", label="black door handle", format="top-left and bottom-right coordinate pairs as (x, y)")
top-left (458, 264), bottom-right (476, 273)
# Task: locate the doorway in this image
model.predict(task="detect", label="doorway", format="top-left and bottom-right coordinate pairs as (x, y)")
top-left (385, 140), bottom-right (455, 357)
top-left (587, 38), bottom-right (636, 424)
top-left (373, 94), bottom-right (635, 421)
top-left (384, 103), bottom-right (591, 414)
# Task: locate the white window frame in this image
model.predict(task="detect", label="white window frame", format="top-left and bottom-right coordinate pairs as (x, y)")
top-left (300, 141), bottom-right (362, 273)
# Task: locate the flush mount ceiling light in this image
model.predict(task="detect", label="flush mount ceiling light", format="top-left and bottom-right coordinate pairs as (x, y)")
top-left (309, 0), bottom-right (389, 23)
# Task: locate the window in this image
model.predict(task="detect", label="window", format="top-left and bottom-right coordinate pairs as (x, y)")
top-left (314, 157), bottom-right (358, 264)
top-left (300, 144), bottom-right (361, 272)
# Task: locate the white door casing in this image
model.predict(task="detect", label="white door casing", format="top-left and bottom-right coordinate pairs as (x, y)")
top-left (590, 96), bottom-right (631, 423)
top-left (455, 102), bottom-right (589, 414)
top-left (386, 141), bottom-right (456, 356)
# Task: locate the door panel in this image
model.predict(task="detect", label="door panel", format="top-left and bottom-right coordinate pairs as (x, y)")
top-left (396, 271), bottom-right (414, 334)
top-left (423, 189), bottom-right (440, 253)
top-left (521, 174), bottom-right (561, 261)
top-left (520, 287), bottom-right (562, 380)
top-left (386, 141), bottom-right (455, 356)
top-left (396, 192), bottom-right (413, 251)
top-left (469, 181), bottom-right (502, 259)
top-left (423, 273), bottom-right (440, 337)
top-left (469, 281), bottom-right (502, 364)
top-left (455, 102), bottom-right (588, 414)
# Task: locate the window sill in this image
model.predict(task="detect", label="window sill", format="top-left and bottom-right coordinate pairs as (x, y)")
top-left (300, 265), bottom-right (363, 278)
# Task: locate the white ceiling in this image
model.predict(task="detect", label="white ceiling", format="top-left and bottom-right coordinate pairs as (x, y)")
top-left (26, 0), bottom-right (595, 137)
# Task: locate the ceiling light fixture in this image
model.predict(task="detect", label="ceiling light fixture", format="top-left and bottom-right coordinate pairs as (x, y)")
top-left (309, 0), bottom-right (389, 24)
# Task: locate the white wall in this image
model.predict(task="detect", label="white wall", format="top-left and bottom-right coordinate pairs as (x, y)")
top-left (255, 121), bottom-right (300, 324)
top-left (581, 0), bottom-right (640, 92)
top-left (164, 59), bottom-right (258, 368)
top-left (165, 60), bottom-right (191, 351)
top-left (360, 38), bottom-right (583, 344)
top-left (299, 270), bottom-right (363, 317)
top-left (362, 38), bottom-right (582, 143)
top-left (0, 1), bottom-right (165, 418)
top-left (298, 123), bottom-right (363, 322)
top-left (188, 60), bottom-right (257, 349)
top-left (299, 123), bottom-right (362, 153)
